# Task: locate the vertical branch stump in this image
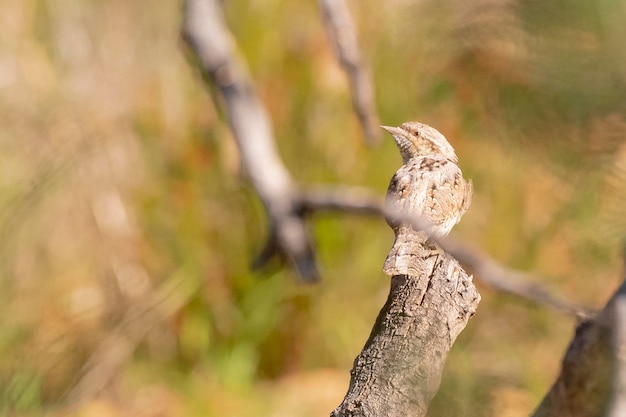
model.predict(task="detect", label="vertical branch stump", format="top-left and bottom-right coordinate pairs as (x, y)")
top-left (332, 253), bottom-right (480, 417)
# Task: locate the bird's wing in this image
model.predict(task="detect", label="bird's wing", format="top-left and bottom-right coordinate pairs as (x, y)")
top-left (385, 162), bottom-right (428, 227)
top-left (421, 158), bottom-right (472, 237)
top-left (384, 163), bottom-right (430, 276)
top-left (386, 158), bottom-right (471, 236)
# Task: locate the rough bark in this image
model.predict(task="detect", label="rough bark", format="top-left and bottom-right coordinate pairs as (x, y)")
top-left (332, 252), bottom-right (480, 417)
top-left (533, 279), bottom-right (626, 417)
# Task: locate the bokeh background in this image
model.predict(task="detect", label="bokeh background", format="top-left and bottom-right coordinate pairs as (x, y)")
top-left (2, 0), bottom-right (626, 415)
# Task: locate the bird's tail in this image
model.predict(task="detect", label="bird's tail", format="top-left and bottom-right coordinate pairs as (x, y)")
top-left (383, 227), bottom-right (434, 276)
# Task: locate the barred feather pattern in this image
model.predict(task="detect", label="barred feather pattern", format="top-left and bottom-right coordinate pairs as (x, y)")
top-left (382, 123), bottom-right (472, 276)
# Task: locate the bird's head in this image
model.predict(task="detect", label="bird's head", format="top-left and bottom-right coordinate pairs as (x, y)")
top-left (381, 122), bottom-right (458, 164)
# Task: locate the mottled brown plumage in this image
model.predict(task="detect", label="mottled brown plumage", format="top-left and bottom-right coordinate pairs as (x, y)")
top-left (381, 122), bottom-right (472, 276)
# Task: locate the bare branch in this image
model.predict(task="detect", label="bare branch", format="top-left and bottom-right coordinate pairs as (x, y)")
top-left (182, 0), bottom-right (319, 282)
top-left (179, 0), bottom-right (591, 319)
top-left (332, 251), bottom-right (480, 416)
top-left (299, 185), bottom-right (382, 214)
top-left (440, 237), bottom-right (590, 319)
top-left (318, 0), bottom-right (380, 144)
top-left (300, 186), bottom-right (591, 317)
top-left (608, 249), bottom-right (626, 416)
top-left (607, 283), bottom-right (626, 417)
top-left (532, 277), bottom-right (626, 417)
top-left (180, 3), bottom-right (618, 415)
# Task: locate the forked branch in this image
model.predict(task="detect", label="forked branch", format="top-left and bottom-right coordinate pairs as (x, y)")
top-left (182, 0), bottom-right (319, 282)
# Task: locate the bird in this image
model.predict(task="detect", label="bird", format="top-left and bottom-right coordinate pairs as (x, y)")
top-left (381, 122), bottom-right (473, 276)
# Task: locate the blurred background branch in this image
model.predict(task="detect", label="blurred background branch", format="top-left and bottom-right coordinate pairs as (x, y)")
top-left (181, 0), bottom-right (587, 318)
top-left (300, 186), bottom-right (590, 317)
top-left (318, 0), bottom-right (380, 144)
top-left (532, 272), bottom-right (626, 417)
top-left (182, 0), bottom-right (319, 283)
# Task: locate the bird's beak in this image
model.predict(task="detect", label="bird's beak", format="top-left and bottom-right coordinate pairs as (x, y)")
top-left (380, 125), bottom-right (405, 137)
top-left (381, 125), bottom-right (412, 163)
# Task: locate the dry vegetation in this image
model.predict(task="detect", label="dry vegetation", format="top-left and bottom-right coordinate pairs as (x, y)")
top-left (1, 0), bottom-right (626, 416)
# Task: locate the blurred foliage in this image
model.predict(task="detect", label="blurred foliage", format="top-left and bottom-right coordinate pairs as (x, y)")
top-left (1, 0), bottom-right (626, 415)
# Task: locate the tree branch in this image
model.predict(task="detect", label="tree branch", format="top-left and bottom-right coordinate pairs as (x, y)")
top-left (607, 281), bottom-right (626, 417)
top-left (182, 0), bottom-right (319, 282)
top-left (300, 186), bottom-right (590, 318)
top-left (318, 0), bottom-right (380, 144)
top-left (532, 281), bottom-right (626, 417)
top-left (533, 248), bottom-right (626, 417)
top-left (180, 3), bottom-right (620, 415)
top-left (332, 253), bottom-right (480, 416)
